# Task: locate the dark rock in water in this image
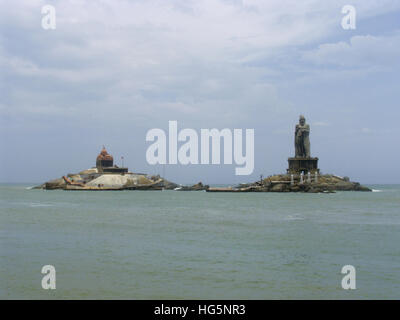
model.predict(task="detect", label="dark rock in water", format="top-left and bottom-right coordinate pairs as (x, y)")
top-left (44, 178), bottom-right (66, 190)
top-left (217, 173), bottom-right (372, 193)
top-left (334, 181), bottom-right (354, 191)
top-left (353, 183), bottom-right (371, 192)
top-left (191, 182), bottom-right (209, 190)
top-left (176, 182), bottom-right (209, 191)
top-left (270, 183), bottom-right (287, 192)
top-left (289, 185), bottom-right (301, 192)
top-left (148, 175), bottom-right (179, 190)
top-left (162, 179), bottom-right (180, 190)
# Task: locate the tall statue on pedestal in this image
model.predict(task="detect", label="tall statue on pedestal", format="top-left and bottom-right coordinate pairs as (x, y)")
top-left (295, 115), bottom-right (310, 158)
top-left (287, 115), bottom-right (319, 174)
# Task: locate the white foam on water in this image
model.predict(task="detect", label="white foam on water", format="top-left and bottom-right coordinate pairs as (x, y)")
top-left (29, 203), bottom-right (53, 207)
top-left (372, 189), bottom-right (382, 192)
top-left (285, 214), bottom-right (305, 221)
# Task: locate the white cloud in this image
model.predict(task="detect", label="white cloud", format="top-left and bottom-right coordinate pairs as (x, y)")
top-left (1, 0), bottom-right (400, 182)
top-left (1, 0), bottom-right (399, 123)
top-left (0, 0), bottom-right (397, 134)
top-left (302, 33), bottom-right (400, 69)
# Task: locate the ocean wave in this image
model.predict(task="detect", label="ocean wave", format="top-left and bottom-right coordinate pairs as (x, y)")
top-left (29, 203), bottom-right (54, 207)
top-left (372, 189), bottom-right (382, 192)
top-left (285, 214), bottom-right (305, 221)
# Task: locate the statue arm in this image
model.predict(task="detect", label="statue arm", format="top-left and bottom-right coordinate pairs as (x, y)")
top-left (295, 125), bottom-right (303, 137)
top-left (297, 125), bottom-right (309, 135)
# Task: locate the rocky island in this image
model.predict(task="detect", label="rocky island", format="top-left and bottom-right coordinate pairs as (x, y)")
top-left (33, 147), bottom-right (180, 191)
top-left (207, 173), bottom-right (371, 193)
top-left (207, 115), bottom-right (371, 193)
top-left (34, 116), bottom-right (371, 193)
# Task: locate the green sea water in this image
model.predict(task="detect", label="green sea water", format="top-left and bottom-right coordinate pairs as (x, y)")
top-left (1, 184), bottom-right (399, 299)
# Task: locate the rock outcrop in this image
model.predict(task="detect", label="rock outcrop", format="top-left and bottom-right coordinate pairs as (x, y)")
top-left (175, 182), bottom-right (209, 191)
top-left (33, 168), bottom-right (179, 191)
top-left (207, 174), bottom-right (371, 193)
top-left (44, 178), bottom-right (67, 190)
top-left (33, 169), bottom-right (370, 193)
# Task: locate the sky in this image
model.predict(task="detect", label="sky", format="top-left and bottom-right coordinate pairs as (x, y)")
top-left (1, 0), bottom-right (400, 184)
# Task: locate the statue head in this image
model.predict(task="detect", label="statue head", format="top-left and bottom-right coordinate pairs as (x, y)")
top-left (299, 115), bottom-right (305, 126)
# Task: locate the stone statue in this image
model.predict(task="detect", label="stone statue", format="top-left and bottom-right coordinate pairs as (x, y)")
top-left (295, 115), bottom-right (310, 158)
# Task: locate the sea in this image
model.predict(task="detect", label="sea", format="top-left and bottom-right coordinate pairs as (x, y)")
top-left (1, 184), bottom-right (399, 299)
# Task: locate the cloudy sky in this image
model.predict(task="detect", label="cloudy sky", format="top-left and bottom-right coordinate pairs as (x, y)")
top-left (1, 0), bottom-right (399, 184)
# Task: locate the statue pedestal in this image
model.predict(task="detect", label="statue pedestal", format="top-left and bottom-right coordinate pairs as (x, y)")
top-left (287, 157), bottom-right (319, 174)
